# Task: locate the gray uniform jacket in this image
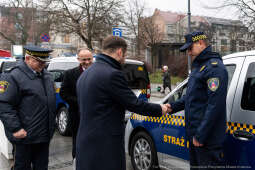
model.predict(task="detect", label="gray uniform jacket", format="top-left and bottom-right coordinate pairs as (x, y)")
top-left (0, 61), bottom-right (56, 144)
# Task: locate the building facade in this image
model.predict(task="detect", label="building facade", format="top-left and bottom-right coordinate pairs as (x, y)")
top-left (146, 9), bottom-right (255, 70)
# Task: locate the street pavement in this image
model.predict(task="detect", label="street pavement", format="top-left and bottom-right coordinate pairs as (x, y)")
top-left (0, 85), bottom-right (169, 170)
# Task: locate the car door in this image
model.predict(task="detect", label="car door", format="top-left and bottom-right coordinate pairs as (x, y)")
top-left (224, 55), bottom-right (255, 168)
top-left (157, 80), bottom-right (189, 168)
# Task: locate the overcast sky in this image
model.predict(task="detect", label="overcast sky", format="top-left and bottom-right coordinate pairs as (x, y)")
top-left (145, 0), bottom-right (240, 20)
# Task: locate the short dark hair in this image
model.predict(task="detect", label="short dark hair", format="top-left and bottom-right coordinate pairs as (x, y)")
top-left (102, 35), bottom-right (127, 53)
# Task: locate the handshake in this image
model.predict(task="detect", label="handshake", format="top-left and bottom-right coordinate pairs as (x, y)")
top-left (160, 104), bottom-right (172, 115)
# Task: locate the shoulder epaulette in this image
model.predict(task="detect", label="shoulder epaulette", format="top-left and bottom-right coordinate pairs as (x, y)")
top-left (211, 62), bottom-right (218, 66)
top-left (200, 65), bottom-right (206, 72)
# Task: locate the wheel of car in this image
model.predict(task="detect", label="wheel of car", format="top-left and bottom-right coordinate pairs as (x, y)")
top-left (56, 106), bottom-right (71, 136)
top-left (130, 131), bottom-right (159, 170)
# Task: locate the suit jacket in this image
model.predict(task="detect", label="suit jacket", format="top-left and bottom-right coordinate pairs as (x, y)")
top-left (60, 65), bottom-right (82, 132)
top-left (76, 54), bottom-right (162, 170)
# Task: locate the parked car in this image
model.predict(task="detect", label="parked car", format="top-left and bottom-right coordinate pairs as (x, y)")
top-left (0, 58), bottom-right (17, 74)
top-left (47, 57), bottom-right (79, 136)
top-left (48, 57), bottom-right (151, 136)
top-left (125, 50), bottom-right (255, 170)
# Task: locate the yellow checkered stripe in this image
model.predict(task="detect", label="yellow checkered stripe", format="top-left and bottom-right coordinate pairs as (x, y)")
top-left (130, 114), bottom-right (185, 127)
top-left (226, 122), bottom-right (255, 135)
top-left (56, 88), bottom-right (60, 93)
top-left (140, 89), bottom-right (146, 94)
top-left (192, 35), bottom-right (207, 42)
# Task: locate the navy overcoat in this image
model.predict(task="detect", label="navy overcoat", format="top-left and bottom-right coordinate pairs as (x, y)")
top-left (76, 54), bottom-right (162, 170)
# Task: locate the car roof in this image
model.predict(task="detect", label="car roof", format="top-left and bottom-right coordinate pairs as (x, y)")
top-left (223, 50), bottom-right (255, 60)
top-left (0, 57), bottom-right (16, 65)
top-left (125, 59), bottom-right (144, 65)
top-left (50, 57), bottom-right (78, 63)
top-left (49, 57), bottom-right (144, 66)
top-left (0, 57), bottom-right (16, 61)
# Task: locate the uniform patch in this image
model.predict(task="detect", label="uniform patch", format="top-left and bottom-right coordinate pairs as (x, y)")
top-left (207, 78), bottom-right (219, 91)
top-left (0, 81), bottom-right (9, 93)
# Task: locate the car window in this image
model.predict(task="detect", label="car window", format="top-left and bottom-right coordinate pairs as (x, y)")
top-left (166, 84), bottom-right (187, 104)
top-left (241, 62), bottom-right (255, 111)
top-left (47, 62), bottom-right (79, 71)
top-left (122, 64), bottom-right (149, 89)
top-left (225, 64), bottom-right (236, 90)
top-left (49, 70), bottom-right (64, 82)
top-left (0, 61), bottom-right (17, 73)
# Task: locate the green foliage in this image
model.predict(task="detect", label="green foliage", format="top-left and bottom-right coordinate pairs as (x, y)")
top-left (149, 70), bottom-right (184, 85)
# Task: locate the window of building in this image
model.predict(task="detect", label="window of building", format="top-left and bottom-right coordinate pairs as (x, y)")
top-left (63, 34), bottom-right (70, 43)
top-left (221, 39), bottom-right (227, 45)
top-left (241, 62), bottom-right (255, 111)
top-left (219, 32), bottom-right (225, 36)
top-left (221, 45), bottom-right (228, 52)
top-left (167, 25), bottom-right (175, 34)
top-left (239, 47), bottom-right (245, 51)
top-left (239, 40), bottom-right (245, 46)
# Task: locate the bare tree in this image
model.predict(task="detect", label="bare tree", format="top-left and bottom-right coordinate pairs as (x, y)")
top-left (124, 0), bottom-right (146, 57)
top-left (139, 16), bottom-right (164, 71)
top-left (49, 0), bottom-right (124, 50)
top-left (0, 0), bottom-right (53, 46)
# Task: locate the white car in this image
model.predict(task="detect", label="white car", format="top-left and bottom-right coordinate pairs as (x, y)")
top-left (125, 50), bottom-right (255, 170)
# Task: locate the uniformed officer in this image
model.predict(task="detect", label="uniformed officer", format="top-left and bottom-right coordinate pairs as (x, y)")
top-left (168, 31), bottom-right (228, 170)
top-left (0, 45), bottom-right (56, 170)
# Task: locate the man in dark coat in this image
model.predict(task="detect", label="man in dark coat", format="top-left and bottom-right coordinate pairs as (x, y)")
top-left (168, 31), bottom-right (228, 170)
top-left (0, 46), bottom-right (56, 170)
top-left (60, 48), bottom-right (93, 161)
top-left (76, 35), bottom-right (169, 170)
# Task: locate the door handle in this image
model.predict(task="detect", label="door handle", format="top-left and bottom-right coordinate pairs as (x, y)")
top-left (233, 130), bottom-right (254, 141)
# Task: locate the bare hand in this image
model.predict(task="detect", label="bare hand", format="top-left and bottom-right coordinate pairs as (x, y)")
top-left (160, 104), bottom-right (168, 116)
top-left (165, 103), bottom-right (172, 113)
top-left (193, 137), bottom-right (203, 147)
top-left (13, 129), bottom-right (27, 139)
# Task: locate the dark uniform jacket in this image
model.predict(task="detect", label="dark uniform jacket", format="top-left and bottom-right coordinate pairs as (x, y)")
top-left (76, 54), bottom-right (162, 170)
top-left (170, 46), bottom-right (228, 146)
top-left (60, 65), bottom-right (82, 133)
top-left (0, 61), bottom-right (56, 144)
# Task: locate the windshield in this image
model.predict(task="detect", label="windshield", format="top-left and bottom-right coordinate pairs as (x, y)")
top-left (122, 63), bottom-right (149, 89)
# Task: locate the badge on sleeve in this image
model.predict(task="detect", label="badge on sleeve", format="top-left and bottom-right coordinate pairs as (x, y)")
top-left (207, 78), bottom-right (219, 92)
top-left (0, 81), bottom-right (9, 93)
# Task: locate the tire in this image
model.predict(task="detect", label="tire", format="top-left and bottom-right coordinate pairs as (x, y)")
top-left (130, 131), bottom-right (159, 170)
top-left (56, 106), bottom-right (72, 136)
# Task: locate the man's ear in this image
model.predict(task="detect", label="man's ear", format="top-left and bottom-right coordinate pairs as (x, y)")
top-left (116, 48), bottom-right (122, 56)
